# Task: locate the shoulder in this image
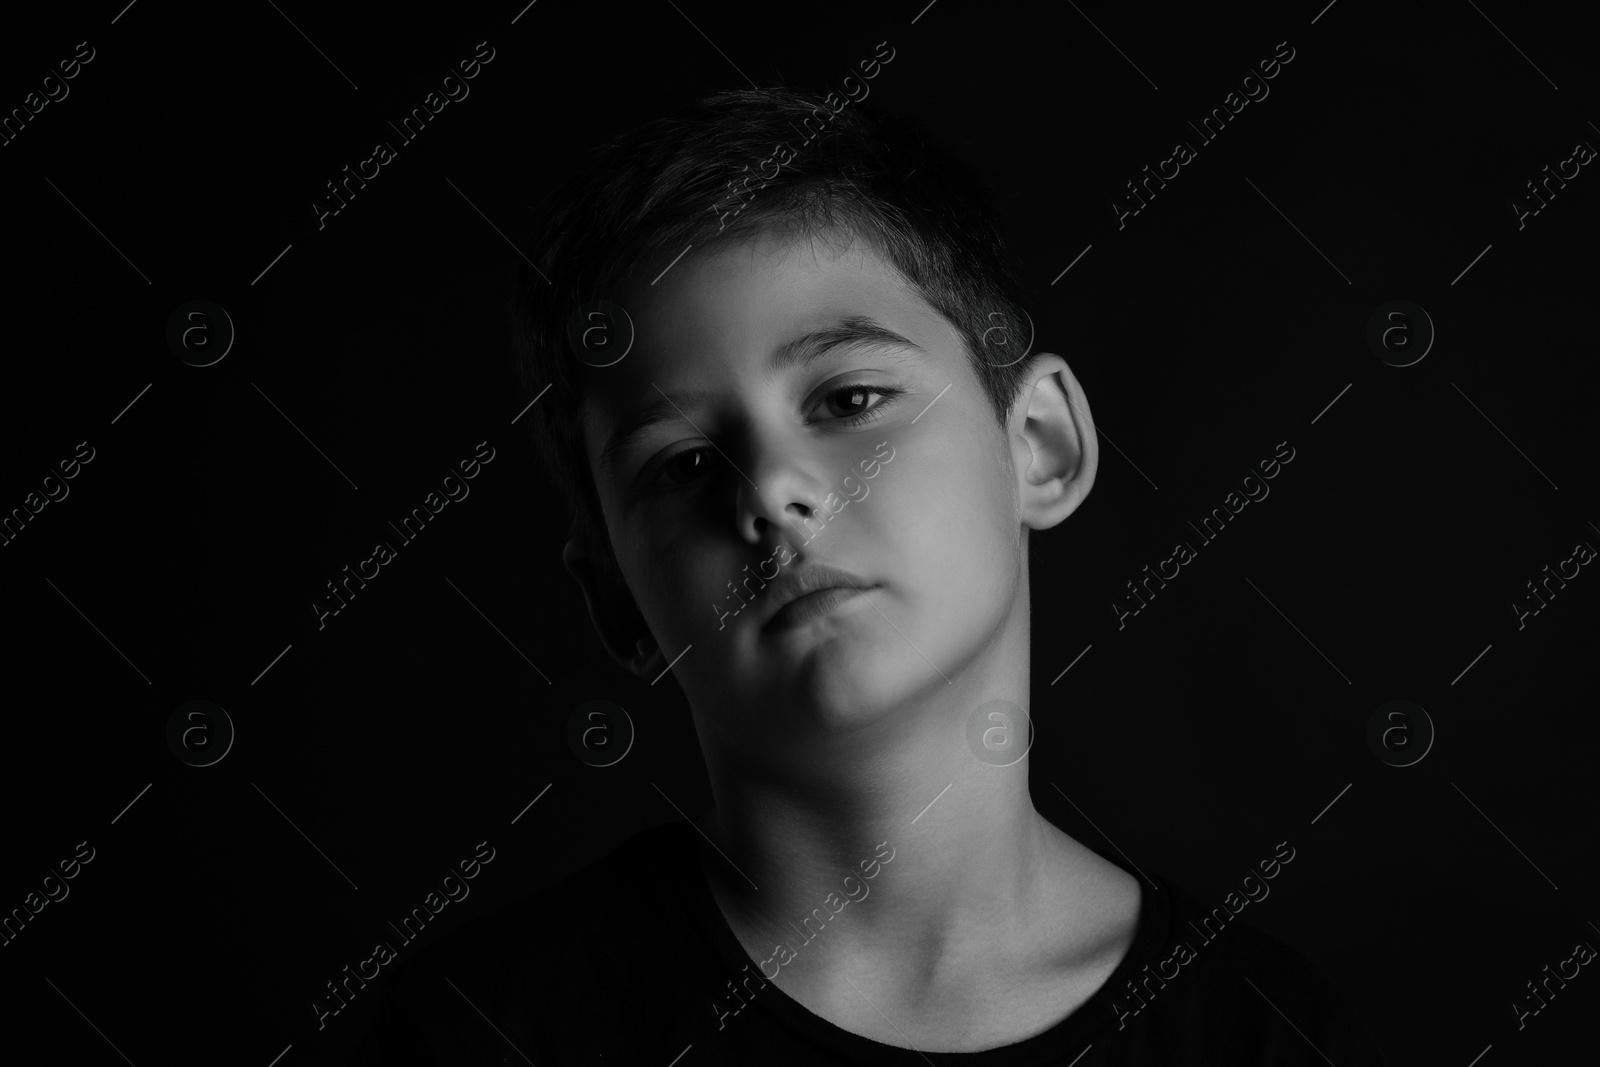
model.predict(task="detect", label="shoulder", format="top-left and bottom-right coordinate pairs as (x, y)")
top-left (1119, 876), bottom-right (1387, 1065)
top-left (406, 821), bottom-right (685, 985)
top-left (354, 822), bottom-right (692, 1065)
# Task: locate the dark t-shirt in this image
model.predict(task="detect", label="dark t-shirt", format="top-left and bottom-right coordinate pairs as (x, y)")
top-left (351, 822), bottom-right (1386, 1065)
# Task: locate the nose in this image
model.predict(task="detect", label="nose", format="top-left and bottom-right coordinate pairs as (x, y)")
top-left (732, 432), bottom-right (837, 549)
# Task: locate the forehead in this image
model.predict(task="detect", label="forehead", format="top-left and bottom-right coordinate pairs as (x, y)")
top-left (628, 228), bottom-right (920, 358)
top-left (578, 230), bottom-right (950, 464)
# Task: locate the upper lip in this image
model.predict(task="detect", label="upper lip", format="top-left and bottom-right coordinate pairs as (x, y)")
top-left (763, 563), bottom-right (876, 625)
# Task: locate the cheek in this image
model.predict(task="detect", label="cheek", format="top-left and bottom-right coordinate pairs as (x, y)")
top-left (882, 434), bottom-right (1018, 596)
top-left (620, 509), bottom-right (725, 617)
top-left (624, 508), bottom-right (755, 633)
top-left (950, 417), bottom-right (1019, 546)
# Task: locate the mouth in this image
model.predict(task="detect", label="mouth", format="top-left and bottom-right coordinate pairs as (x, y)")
top-left (765, 584), bottom-right (880, 632)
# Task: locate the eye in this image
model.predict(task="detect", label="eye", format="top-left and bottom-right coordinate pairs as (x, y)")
top-left (649, 447), bottom-right (713, 489)
top-left (642, 383), bottom-right (905, 493)
top-left (815, 383), bottom-right (903, 423)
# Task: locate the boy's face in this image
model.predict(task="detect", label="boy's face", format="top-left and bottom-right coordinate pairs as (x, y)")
top-left (570, 229), bottom-right (1094, 746)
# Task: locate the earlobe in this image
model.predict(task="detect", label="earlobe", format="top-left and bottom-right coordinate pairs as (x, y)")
top-left (629, 635), bottom-right (667, 678)
top-left (1013, 354), bottom-right (1098, 531)
top-left (563, 537), bottom-right (662, 679)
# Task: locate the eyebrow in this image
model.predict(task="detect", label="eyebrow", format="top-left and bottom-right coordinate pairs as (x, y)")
top-left (596, 315), bottom-right (923, 474)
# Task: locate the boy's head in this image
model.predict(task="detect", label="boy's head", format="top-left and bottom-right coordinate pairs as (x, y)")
top-left (509, 87), bottom-right (1097, 744)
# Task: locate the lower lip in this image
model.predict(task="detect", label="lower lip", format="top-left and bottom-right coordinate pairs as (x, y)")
top-left (767, 585), bottom-right (878, 631)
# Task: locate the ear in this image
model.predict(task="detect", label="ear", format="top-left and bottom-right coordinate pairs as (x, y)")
top-left (1008, 353), bottom-right (1099, 531)
top-left (562, 537), bottom-right (667, 681)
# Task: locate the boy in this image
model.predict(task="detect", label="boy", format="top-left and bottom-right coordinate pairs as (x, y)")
top-left (353, 86), bottom-right (1385, 1064)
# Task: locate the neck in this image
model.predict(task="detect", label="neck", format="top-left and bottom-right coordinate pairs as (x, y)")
top-left (690, 616), bottom-right (1085, 986)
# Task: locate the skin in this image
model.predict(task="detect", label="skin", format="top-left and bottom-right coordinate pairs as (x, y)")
top-left (564, 227), bottom-right (1140, 1050)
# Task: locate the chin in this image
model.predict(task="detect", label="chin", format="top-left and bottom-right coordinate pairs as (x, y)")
top-left (769, 632), bottom-right (925, 734)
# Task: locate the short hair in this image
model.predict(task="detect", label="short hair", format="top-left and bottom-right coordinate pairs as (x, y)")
top-left (507, 86), bottom-right (1037, 586)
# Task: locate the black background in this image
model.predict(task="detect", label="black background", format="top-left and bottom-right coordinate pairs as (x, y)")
top-left (1, 0), bottom-right (1595, 1064)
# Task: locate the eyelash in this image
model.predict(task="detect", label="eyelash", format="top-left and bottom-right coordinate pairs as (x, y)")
top-left (645, 383), bottom-right (904, 491)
